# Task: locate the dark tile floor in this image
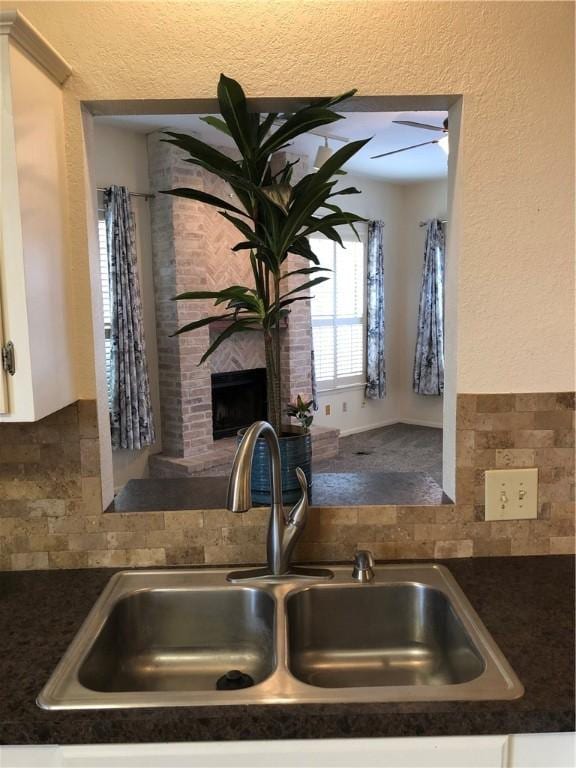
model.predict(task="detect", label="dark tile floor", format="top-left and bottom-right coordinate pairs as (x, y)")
top-left (111, 424), bottom-right (446, 511)
top-left (315, 424), bottom-right (443, 485)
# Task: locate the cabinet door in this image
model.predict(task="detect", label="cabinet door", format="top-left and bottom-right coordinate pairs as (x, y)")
top-left (0, 736), bottom-right (510, 768)
top-left (0, 34), bottom-right (75, 421)
top-left (508, 733), bottom-right (575, 768)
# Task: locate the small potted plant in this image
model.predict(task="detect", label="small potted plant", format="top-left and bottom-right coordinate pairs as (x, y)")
top-left (161, 74), bottom-right (366, 503)
top-left (286, 395), bottom-right (314, 432)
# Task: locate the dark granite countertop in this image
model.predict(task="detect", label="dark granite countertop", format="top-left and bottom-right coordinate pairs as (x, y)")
top-left (111, 472), bottom-right (451, 512)
top-left (1, 556), bottom-right (573, 745)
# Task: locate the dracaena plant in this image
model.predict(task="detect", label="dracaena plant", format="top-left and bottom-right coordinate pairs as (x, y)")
top-left (161, 74), bottom-right (368, 435)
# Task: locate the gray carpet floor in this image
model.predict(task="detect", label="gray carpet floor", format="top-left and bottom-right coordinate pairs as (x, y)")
top-left (314, 423), bottom-right (443, 485)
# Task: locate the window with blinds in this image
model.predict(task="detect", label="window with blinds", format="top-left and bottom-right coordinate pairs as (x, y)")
top-left (97, 202), bottom-right (113, 406)
top-left (310, 236), bottom-right (366, 390)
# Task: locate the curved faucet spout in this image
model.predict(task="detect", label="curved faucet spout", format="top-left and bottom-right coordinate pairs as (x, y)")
top-left (225, 421), bottom-right (328, 581)
top-left (226, 421), bottom-right (283, 513)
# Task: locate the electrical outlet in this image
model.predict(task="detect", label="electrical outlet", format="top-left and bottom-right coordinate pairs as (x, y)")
top-left (485, 468), bottom-right (538, 521)
top-left (325, 404), bottom-right (331, 416)
top-left (342, 401), bottom-right (347, 413)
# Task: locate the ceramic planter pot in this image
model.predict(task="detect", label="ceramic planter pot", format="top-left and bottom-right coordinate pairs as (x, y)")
top-left (237, 425), bottom-right (312, 505)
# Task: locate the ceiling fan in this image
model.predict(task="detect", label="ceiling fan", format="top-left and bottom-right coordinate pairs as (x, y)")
top-left (371, 117), bottom-right (449, 159)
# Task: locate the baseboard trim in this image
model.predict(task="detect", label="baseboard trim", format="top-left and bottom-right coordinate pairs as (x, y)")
top-left (338, 419), bottom-right (398, 437)
top-left (400, 418), bottom-right (443, 430)
top-left (337, 418), bottom-right (443, 437)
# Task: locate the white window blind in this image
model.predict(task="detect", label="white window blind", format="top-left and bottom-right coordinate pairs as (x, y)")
top-left (310, 236), bottom-right (366, 390)
top-left (97, 202), bottom-right (113, 405)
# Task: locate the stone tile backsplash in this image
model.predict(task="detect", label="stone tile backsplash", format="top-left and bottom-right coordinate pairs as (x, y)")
top-left (0, 393), bottom-right (573, 570)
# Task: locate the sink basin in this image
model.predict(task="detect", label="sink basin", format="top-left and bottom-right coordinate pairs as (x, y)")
top-left (38, 564), bottom-right (523, 709)
top-left (287, 584), bottom-right (484, 688)
top-left (79, 587), bottom-right (275, 693)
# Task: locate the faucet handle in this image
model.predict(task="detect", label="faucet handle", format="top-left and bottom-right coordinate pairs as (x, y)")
top-left (352, 550), bottom-right (375, 582)
top-left (287, 467), bottom-right (309, 528)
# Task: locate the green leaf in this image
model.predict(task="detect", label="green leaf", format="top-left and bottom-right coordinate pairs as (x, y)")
top-left (312, 138), bottom-right (371, 186)
top-left (200, 319), bottom-right (260, 364)
top-left (200, 115), bottom-right (232, 137)
top-left (173, 286), bottom-right (256, 306)
top-left (276, 181), bottom-right (334, 258)
top-left (301, 216), bottom-right (344, 246)
top-left (280, 266), bottom-right (331, 280)
top-left (259, 108), bottom-right (343, 158)
top-left (279, 276), bottom-right (330, 302)
top-left (218, 211), bottom-right (261, 244)
top-left (258, 112), bottom-right (278, 141)
top-left (328, 186), bottom-right (361, 197)
top-left (272, 158), bottom-right (300, 184)
top-left (294, 140), bottom-right (370, 206)
top-left (161, 187), bottom-right (248, 217)
top-left (171, 314), bottom-right (235, 337)
top-left (161, 131), bottom-right (240, 176)
top-left (277, 295), bottom-right (315, 310)
top-left (217, 74), bottom-right (255, 159)
top-left (301, 212), bottom-right (366, 242)
top-left (310, 89), bottom-right (357, 111)
top-left (231, 240), bottom-right (260, 251)
top-left (289, 236), bottom-right (320, 264)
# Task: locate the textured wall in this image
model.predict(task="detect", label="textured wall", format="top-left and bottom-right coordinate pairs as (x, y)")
top-left (0, 394), bottom-right (573, 570)
top-left (313, 174), bottom-right (448, 436)
top-left (4, 0), bottom-right (572, 400)
top-left (399, 180), bottom-right (448, 427)
top-left (1, 2), bottom-right (574, 570)
top-left (92, 123), bottom-right (162, 489)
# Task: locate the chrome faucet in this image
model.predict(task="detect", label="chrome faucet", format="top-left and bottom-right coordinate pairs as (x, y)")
top-left (352, 550), bottom-right (375, 583)
top-left (226, 421), bottom-right (333, 582)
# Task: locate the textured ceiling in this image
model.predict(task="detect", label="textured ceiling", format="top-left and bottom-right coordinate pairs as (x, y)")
top-left (95, 110), bottom-right (448, 183)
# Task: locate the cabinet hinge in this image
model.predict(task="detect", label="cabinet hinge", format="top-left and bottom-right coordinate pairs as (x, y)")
top-left (1, 341), bottom-right (15, 376)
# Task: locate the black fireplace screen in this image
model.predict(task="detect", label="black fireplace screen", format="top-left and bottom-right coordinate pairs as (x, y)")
top-left (211, 368), bottom-right (268, 439)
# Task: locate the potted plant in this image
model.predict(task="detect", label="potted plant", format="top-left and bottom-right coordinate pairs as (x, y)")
top-left (161, 74), bottom-right (367, 502)
top-left (286, 395), bottom-right (315, 432)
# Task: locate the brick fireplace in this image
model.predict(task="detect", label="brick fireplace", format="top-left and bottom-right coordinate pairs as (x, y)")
top-left (146, 133), bottom-right (338, 477)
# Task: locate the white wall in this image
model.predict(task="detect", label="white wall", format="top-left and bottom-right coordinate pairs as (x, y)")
top-left (93, 123), bottom-right (161, 491)
top-left (8, 1), bottom-right (572, 505)
top-left (399, 180), bottom-right (448, 428)
top-left (313, 174), bottom-right (404, 435)
top-left (314, 174), bottom-right (447, 436)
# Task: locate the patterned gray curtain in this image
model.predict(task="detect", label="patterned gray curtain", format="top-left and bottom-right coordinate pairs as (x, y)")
top-left (310, 349), bottom-right (318, 411)
top-left (365, 220), bottom-right (386, 399)
top-left (413, 219), bottom-right (445, 395)
top-left (104, 186), bottom-right (155, 449)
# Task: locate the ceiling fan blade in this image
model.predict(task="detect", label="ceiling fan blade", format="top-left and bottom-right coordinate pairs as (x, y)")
top-left (393, 120), bottom-right (444, 132)
top-left (371, 139), bottom-right (439, 159)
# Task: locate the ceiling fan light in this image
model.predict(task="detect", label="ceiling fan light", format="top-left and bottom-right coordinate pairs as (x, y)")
top-left (438, 135), bottom-right (449, 155)
top-left (313, 139), bottom-right (333, 170)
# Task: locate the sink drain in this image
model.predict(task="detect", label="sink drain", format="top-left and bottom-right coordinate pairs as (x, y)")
top-left (216, 670), bottom-right (255, 691)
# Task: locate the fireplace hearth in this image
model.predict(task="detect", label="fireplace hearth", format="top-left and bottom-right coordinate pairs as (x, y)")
top-left (211, 368), bottom-right (268, 440)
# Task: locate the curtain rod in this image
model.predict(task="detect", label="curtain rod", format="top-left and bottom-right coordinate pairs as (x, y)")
top-left (97, 187), bottom-right (155, 200)
top-left (419, 218), bottom-right (447, 227)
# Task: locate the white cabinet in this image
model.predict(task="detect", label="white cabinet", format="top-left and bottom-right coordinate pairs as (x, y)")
top-left (0, 11), bottom-right (74, 421)
top-left (508, 733), bottom-right (575, 767)
top-left (1, 734), bottom-right (574, 768)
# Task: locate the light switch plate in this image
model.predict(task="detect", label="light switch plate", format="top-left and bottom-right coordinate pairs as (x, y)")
top-left (485, 468), bottom-right (538, 521)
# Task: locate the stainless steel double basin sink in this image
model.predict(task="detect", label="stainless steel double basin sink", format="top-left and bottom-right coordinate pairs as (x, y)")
top-left (38, 563), bottom-right (523, 709)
